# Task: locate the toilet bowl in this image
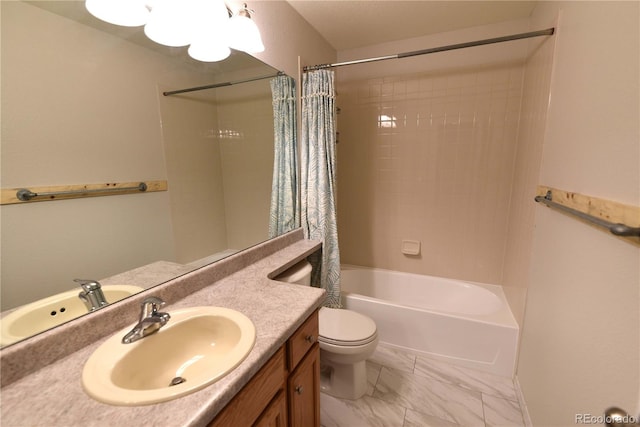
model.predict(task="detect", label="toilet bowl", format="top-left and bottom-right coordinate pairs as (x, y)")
top-left (317, 306), bottom-right (378, 399)
top-left (276, 260), bottom-right (378, 400)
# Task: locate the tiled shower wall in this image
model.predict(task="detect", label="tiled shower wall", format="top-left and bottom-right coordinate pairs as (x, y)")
top-left (337, 64), bottom-right (525, 285)
top-left (217, 82), bottom-right (274, 251)
top-left (158, 80), bottom-right (274, 265)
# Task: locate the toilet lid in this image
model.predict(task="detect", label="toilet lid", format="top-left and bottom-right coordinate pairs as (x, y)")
top-left (319, 307), bottom-right (377, 346)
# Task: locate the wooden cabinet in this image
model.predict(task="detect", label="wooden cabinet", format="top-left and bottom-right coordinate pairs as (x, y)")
top-left (287, 344), bottom-right (320, 427)
top-left (208, 310), bottom-right (320, 427)
top-left (208, 347), bottom-right (286, 427)
top-left (286, 311), bottom-right (320, 427)
top-left (254, 390), bottom-right (288, 427)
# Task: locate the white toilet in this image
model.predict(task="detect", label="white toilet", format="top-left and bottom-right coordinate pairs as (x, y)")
top-left (276, 260), bottom-right (378, 400)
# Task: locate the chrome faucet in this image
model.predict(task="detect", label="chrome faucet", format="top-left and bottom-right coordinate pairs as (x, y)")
top-left (122, 297), bottom-right (171, 344)
top-left (75, 279), bottom-right (108, 312)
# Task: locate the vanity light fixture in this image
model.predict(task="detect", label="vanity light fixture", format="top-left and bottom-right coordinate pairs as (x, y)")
top-left (187, 0), bottom-right (232, 62)
top-left (84, 0), bottom-right (264, 62)
top-left (227, 4), bottom-right (264, 54)
top-left (143, 0), bottom-right (196, 48)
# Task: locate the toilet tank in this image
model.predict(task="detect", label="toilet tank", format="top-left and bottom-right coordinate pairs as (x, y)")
top-left (275, 260), bottom-right (312, 286)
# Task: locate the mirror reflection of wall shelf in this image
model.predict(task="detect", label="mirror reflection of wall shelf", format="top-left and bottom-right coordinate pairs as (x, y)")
top-left (0, 181), bottom-right (168, 205)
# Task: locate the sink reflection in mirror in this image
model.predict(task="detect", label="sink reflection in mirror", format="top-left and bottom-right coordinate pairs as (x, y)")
top-left (82, 306), bottom-right (256, 406)
top-left (0, 285), bottom-right (144, 346)
top-left (1, 1), bottom-right (294, 346)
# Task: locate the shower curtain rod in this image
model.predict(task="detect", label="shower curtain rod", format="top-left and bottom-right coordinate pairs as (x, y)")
top-left (303, 28), bottom-right (555, 72)
top-left (163, 71), bottom-right (285, 96)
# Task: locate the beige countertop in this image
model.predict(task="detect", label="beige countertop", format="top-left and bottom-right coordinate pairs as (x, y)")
top-left (0, 231), bottom-right (324, 427)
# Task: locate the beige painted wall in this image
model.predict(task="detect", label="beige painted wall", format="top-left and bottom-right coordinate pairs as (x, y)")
top-left (250, 1), bottom-right (336, 76)
top-left (517, 1), bottom-right (640, 424)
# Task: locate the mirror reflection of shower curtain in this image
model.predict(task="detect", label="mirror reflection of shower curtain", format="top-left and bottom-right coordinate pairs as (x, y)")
top-left (269, 75), bottom-right (299, 238)
top-left (300, 69), bottom-right (341, 308)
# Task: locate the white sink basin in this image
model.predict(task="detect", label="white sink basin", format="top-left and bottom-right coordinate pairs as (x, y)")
top-left (0, 285), bottom-right (144, 346)
top-left (82, 306), bottom-right (256, 406)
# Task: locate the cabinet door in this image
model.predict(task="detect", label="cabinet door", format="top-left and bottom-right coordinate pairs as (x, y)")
top-left (287, 311), bottom-right (319, 371)
top-left (208, 348), bottom-right (286, 427)
top-left (288, 344), bottom-right (320, 427)
top-left (254, 390), bottom-right (288, 427)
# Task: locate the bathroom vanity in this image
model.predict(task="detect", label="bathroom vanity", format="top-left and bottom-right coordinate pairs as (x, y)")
top-left (210, 311), bottom-right (320, 426)
top-left (0, 230), bottom-right (324, 427)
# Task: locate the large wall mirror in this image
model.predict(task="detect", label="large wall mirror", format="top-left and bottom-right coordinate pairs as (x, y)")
top-left (1, 1), bottom-right (293, 347)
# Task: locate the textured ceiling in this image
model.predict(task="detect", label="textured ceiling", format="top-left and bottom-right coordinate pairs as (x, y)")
top-left (286, 1), bottom-right (537, 50)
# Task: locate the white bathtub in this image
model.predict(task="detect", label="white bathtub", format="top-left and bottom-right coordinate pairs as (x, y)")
top-left (340, 265), bottom-right (519, 377)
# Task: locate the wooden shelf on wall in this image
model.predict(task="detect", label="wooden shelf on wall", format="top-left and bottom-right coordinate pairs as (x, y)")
top-left (0, 180), bottom-right (168, 205)
top-left (536, 185), bottom-right (640, 246)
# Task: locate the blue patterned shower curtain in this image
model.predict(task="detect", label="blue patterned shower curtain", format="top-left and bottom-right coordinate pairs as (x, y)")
top-left (269, 74), bottom-right (298, 238)
top-left (301, 69), bottom-right (341, 308)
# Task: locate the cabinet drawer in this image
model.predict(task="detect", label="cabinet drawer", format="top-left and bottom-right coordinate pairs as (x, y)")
top-left (287, 310), bottom-right (319, 371)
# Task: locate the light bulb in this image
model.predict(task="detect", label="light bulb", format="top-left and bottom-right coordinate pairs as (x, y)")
top-left (144, 0), bottom-right (195, 47)
top-left (85, 0), bottom-right (150, 27)
top-left (188, 42), bottom-right (231, 62)
top-left (228, 9), bottom-right (264, 53)
top-left (188, 0), bottom-right (231, 62)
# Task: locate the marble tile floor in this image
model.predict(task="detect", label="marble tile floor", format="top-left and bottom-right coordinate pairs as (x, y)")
top-left (320, 343), bottom-right (525, 427)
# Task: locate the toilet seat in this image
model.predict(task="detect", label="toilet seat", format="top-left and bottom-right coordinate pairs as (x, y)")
top-left (318, 307), bottom-right (377, 347)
